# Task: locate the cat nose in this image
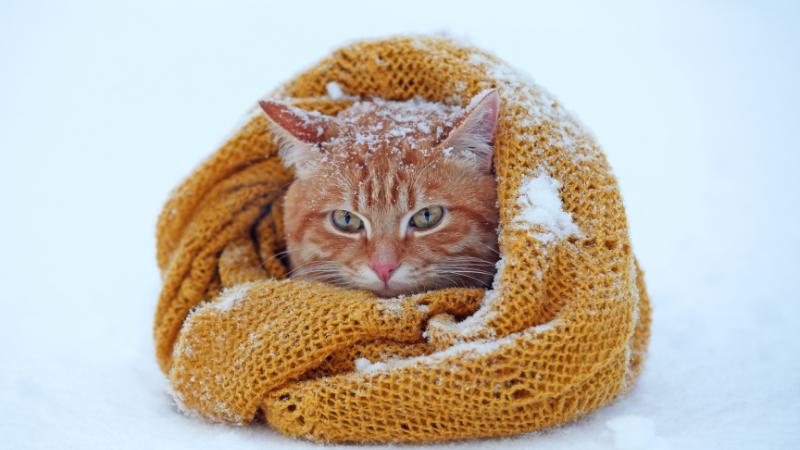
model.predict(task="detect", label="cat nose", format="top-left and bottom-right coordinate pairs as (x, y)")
top-left (371, 263), bottom-right (399, 283)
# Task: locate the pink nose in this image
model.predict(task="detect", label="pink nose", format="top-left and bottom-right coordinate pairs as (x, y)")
top-left (371, 263), bottom-right (398, 283)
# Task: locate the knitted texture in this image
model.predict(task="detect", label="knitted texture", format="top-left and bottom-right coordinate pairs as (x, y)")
top-left (154, 36), bottom-right (651, 443)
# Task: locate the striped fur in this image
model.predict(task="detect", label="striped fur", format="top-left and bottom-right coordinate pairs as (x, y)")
top-left (263, 91), bottom-right (500, 297)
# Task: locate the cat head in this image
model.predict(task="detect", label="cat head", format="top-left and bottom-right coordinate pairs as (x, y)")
top-left (260, 90), bottom-right (500, 297)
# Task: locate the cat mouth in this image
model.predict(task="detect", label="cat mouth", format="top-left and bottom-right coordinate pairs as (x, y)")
top-left (367, 279), bottom-right (417, 298)
top-left (368, 282), bottom-right (406, 298)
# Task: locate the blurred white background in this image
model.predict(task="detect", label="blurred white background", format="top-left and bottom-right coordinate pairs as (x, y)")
top-left (1, 1), bottom-right (798, 449)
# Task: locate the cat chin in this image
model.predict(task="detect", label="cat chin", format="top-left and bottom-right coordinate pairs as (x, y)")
top-left (351, 275), bottom-right (422, 298)
top-left (355, 281), bottom-right (416, 298)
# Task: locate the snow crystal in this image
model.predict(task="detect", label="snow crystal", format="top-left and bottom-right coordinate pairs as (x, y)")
top-left (213, 283), bottom-right (254, 312)
top-left (353, 335), bottom-right (510, 375)
top-left (354, 358), bottom-right (373, 371)
top-left (514, 173), bottom-right (580, 243)
top-left (426, 289), bottom-right (500, 340)
top-left (531, 319), bottom-right (559, 334)
top-left (325, 81), bottom-right (345, 100)
top-left (354, 357), bottom-right (391, 373)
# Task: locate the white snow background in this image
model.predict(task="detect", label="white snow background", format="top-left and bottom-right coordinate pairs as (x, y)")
top-left (1, 1), bottom-right (798, 449)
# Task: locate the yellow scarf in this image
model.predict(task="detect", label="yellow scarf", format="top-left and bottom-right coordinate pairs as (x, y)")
top-left (154, 35), bottom-right (651, 443)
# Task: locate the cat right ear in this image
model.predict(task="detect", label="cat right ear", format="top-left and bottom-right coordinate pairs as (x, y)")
top-left (259, 100), bottom-right (333, 177)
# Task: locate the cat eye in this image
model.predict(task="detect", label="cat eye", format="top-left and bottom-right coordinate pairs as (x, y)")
top-left (410, 206), bottom-right (444, 229)
top-left (331, 210), bottom-right (364, 232)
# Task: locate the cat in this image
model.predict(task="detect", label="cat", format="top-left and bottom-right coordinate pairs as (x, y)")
top-left (259, 89), bottom-right (500, 298)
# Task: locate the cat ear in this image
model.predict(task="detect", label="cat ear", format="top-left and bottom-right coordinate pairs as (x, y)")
top-left (259, 100), bottom-right (334, 177)
top-left (443, 89), bottom-right (500, 173)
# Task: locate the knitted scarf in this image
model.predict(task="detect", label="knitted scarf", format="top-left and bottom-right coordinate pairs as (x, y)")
top-left (154, 35), bottom-right (651, 443)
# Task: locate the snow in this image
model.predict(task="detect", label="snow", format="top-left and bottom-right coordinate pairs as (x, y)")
top-left (324, 81), bottom-right (361, 102)
top-left (605, 415), bottom-right (667, 450)
top-left (1, 2), bottom-right (799, 450)
top-left (354, 357), bottom-right (373, 372)
top-left (325, 81), bottom-right (346, 100)
top-left (423, 259), bottom-right (510, 341)
top-left (323, 97), bottom-right (462, 154)
top-left (355, 337), bottom-right (508, 374)
top-left (212, 283), bottom-right (254, 312)
top-left (514, 172), bottom-right (581, 242)
top-left (354, 317), bottom-right (559, 379)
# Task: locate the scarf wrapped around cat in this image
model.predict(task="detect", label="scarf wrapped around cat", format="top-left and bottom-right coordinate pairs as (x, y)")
top-left (154, 36), bottom-right (651, 443)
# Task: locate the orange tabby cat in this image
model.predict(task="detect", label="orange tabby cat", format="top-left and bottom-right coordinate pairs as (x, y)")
top-left (259, 90), bottom-right (500, 297)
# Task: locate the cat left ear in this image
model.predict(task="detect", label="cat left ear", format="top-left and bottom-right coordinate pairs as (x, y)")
top-left (443, 89), bottom-right (500, 173)
top-left (259, 100), bottom-right (334, 177)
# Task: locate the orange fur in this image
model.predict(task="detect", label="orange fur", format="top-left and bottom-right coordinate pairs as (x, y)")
top-left (263, 93), bottom-right (500, 297)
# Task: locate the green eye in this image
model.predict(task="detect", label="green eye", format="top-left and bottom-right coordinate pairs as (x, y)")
top-left (332, 210), bottom-right (363, 232)
top-left (410, 206), bottom-right (444, 229)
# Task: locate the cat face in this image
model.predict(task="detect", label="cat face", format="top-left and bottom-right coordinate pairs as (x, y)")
top-left (260, 91), bottom-right (500, 297)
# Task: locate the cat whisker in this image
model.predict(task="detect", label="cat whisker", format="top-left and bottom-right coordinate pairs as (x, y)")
top-left (411, 155), bottom-right (446, 192)
top-left (425, 272), bottom-right (463, 291)
top-left (439, 266), bottom-right (497, 275)
top-left (260, 250), bottom-right (291, 269)
top-left (437, 271), bottom-right (492, 287)
top-left (290, 260), bottom-right (364, 289)
top-left (288, 260), bottom-right (339, 278)
top-left (441, 275), bottom-right (465, 289)
top-left (481, 243), bottom-right (500, 255)
top-left (441, 256), bottom-right (496, 265)
top-left (439, 262), bottom-right (495, 271)
top-left (298, 271), bottom-right (350, 286)
top-left (438, 262), bottom-right (496, 273)
top-left (295, 268), bottom-right (343, 278)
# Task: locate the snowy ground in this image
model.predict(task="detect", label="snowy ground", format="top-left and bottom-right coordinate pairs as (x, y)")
top-left (1, 2), bottom-right (798, 449)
